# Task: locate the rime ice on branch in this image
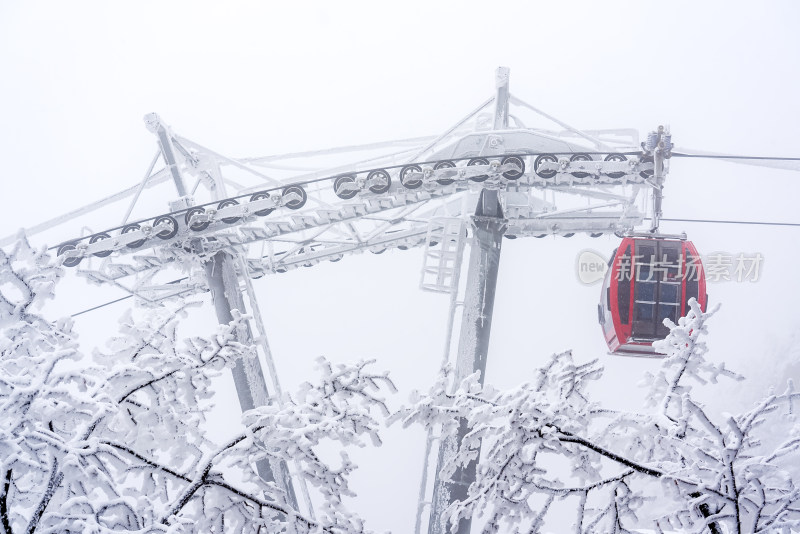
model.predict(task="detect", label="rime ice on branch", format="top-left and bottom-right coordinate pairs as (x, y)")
top-left (397, 298), bottom-right (800, 534)
top-left (0, 237), bottom-right (393, 534)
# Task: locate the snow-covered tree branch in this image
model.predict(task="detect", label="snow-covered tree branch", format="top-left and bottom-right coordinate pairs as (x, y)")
top-left (0, 238), bottom-right (394, 534)
top-left (3, 235), bottom-right (798, 534)
top-left (241, 357), bottom-right (396, 533)
top-left (396, 299), bottom-right (800, 533)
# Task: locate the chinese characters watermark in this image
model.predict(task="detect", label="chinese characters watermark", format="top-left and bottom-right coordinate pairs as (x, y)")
top-left (576, 249), bottom-right (764, 285)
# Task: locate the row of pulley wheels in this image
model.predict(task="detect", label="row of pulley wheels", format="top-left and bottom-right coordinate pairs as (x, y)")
top-left (534, 153), bottom-right (648, 180)
top-left (333, 155), bottom-right (526, 199)
top-left (57, 185), bottom-right (308, 266)
top-left (58, 152), bottom-right (643, 266)
top-left (330, 153), bottom-right (646, 200)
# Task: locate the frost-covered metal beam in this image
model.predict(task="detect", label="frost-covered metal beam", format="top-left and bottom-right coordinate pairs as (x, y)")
top-left (145, 113), bottom-right (188, 198)
top-left (142, 118), bottom-right (301, 511)
top-left (428, 69), bottom-right (511, 534)
top-left (204, 251), bottom-right (299, 509)
top-left (493, 67), bottom-right (510, 130)
top-left (427, 189), bottom-right (506, 534)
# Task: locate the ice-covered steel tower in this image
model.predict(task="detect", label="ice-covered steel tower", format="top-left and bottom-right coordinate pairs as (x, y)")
top-left (8, 68), bottom-right (666, 533)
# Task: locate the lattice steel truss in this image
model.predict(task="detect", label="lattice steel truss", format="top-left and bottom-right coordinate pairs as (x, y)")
top-left (4, 68), bottom-right (672, 532)
top-left (41, 80), bottom-right (663, 305)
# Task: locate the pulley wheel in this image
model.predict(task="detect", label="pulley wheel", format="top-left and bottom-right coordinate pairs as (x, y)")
top-left (57, 243), bottom-right (82, 267)
top-left (467, 158), bottom-right (489, 182)
top-left (334, 175), bottom-right (359, 199)
top-left (434, 160), bottom-right (456, 185)
top-left (250, 191), bottom-right (274, 217)
top-left (501, 156), bottom-right (525, 180)
top-left (217, 199), bottom-right (241, 224)
top-left (154, 215), bottom-right (178, 239)
top-left (570, 154), bottom-right (592, 178)
top-left (534, 154), bottom-right (558, 179)
top-left (283, 185), bottom-right (307, 210)
top-left (122, 223), bottom-right (146, 248)
top-left (603, 154), bottom-right (628, 179)
top-left (184, 208), bottom-right (210, 232)
top-left (89, 233), bottom-right (112, 257)
top-left (399, 165), bottom-right (422, 189)
top-left (367, 170), bottom-right (391, 194)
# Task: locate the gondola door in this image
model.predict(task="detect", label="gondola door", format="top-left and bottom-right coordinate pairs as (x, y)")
top-left (631, 240), bottom-right (684, 341)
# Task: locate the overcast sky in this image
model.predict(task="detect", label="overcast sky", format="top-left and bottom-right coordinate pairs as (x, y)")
top-left (2, 2), bottom-right (800, 531)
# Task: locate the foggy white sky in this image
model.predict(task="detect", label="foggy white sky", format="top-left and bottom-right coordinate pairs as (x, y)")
top-left (2, 2), bottom-right (800, 531)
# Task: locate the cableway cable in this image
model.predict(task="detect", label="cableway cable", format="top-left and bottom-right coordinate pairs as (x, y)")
top-left (654, 217), bottom-right (800, 228)
top-left (671, 153), bottom-right (800, 162)
top-left (69, 214), bottom-right (800, 317)
top-left (70, 277), bottom-right (195, 317)
top-left (71, 295), bottom-right (135, 317)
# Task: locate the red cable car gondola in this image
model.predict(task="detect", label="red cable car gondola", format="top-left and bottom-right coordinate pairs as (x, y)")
top-left (599, 233), bottom-right (708, 356)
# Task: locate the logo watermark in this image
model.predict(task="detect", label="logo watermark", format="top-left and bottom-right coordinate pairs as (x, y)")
top-left (576, 250), bottom-right (608, 285)
top-left (704, 252), bottom-right (763, 283)
top-left (576, 249), bottom-right (764, 285)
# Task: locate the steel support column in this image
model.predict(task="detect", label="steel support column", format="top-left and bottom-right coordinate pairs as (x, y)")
top-left (145, 115), bottom-right (299, 509)
top-left (204, 251), bottom-right (299, 508)
top-left (650, 125), bottom-right (667, 232)
top-left (427, 189), bottom-right (506, 534)
top-left (144, 113), bottom-right (187, 198)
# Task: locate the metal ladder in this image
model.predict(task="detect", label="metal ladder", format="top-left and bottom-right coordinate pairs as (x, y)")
top-left (419, 218), bottom-right (467, 294)
top-left (414, 217), bottom-right (468, 534)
